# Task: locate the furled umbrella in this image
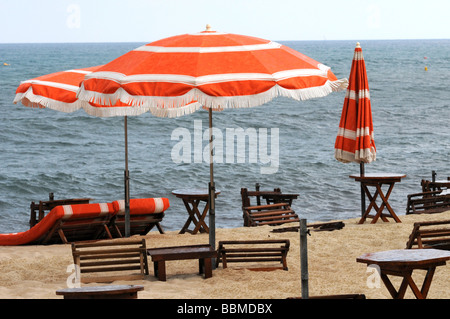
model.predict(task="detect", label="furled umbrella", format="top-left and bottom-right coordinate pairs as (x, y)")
top-left (334, 42), bottom-right (376, 216)
top-left (76, 25), bottom-right (348, 250)
top-left (13, 65), bottom-right (163, 237)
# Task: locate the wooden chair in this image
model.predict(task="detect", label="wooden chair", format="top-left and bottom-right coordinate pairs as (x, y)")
top-left (30, 193), bottom-right (91, 227)
top-left (71, 239), bottom-right (149, 283)
top-left (406, 220), bottom-right (450, 250)
top-left (241, 186), bottom-right (299, 227)
top-left (216, 240), bottom-right (290, 271)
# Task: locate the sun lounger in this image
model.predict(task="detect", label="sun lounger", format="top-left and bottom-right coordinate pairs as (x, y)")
top-left (406, 220), bottom-right (450, 250)
top-left (29, 193), bottom-right (92, 227)
top-left (0, 203), bottom-right (115, 245)
top-left (406, 190), bottom-right (450, 214)
top-left (110, 198), bottom-right (170, 236)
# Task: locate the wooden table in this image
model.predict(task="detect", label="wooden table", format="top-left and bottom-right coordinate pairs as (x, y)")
top-left (147, 244), bottom-right (217, 281)
top-left (172, 188), bottom-right (220, 234)
top-left (56, 285), bottom-right (144, 299)
top-left (349, 173), bottom-right (406, 224)
top-left (357, 249), bottom-right (450, 299)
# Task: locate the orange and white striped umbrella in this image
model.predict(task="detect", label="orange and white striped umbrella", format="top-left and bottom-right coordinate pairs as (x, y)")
top-left (77, 25), bottom-right (347, 115)
top-left (335, 43), bottom-right (376, 164)
top-left (13, 65), bottom-right (155, 117)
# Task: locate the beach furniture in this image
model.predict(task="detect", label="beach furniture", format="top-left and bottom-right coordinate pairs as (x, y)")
top-left (71, 239), bottom-right (149, 283)
top-left (56, 285), bottom-right (144, 299)
top-left (147, 244), bottom-right (217, 281)
top-left (29, 194), bottom-right (91, 227)
top-left (349, 173), bottom-right (406, 224)
top-left (357, 249), bottom-right (450, 299)
top-left (271, 221), bottom-right (345, 233)
top-left (172, 188), bottom-right (220, 234)
top-left (406, 220), bottom-right (450, 250)
top-left (110, 198), bottom-right (170, 237)
top-left (0, 202), bottom-right (115, 245)
top-left (288, 294), bottom-right (366, 299)
top-left (241, 187), bottom-right (300, 227)
top-left (406, 190), bottom-right (450, 215)
top-left (216, 240), bottom-right (290, 271)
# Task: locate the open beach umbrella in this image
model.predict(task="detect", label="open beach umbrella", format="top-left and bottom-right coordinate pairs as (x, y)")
top-left (76, 25), bottom-right (348, 249)
top-left (13, 66), bottom-right (159, 237)
top-left (334, 42), bottom-right (376, 215)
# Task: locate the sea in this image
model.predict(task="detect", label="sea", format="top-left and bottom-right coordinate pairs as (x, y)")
top-left (0, 39), bottom-right (449, 234)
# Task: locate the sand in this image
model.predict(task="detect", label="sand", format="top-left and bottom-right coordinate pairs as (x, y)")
top-left (0, 211), bottom-right (449, 299)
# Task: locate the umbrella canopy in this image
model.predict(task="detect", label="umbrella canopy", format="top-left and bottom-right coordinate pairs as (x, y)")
top-left (76, 25), bottom-right (348, 250)
top-left (77, 25), bottom-right (347, 115)
top-left (335, 42), bottom-right (376, 164)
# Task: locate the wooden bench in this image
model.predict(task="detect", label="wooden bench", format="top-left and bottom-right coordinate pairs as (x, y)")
top-left (243, 203), bottom-right (300, 227)
top-left (56, 285), bottom-right (144, 299)
top-left (406, 191), bottom-right (450, 215)
top-left (216, 240), bottom-right (290, 271)
top-left (147, 244), bottom-right (217, 281)
top-left (71, 239), bottom-right (149, 283)
top-left (30, 194), bottom-right (91, 227)
top-left (406, 220), bottom-right (450, 250)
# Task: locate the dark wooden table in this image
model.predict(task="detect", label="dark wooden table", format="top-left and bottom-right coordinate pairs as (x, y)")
top-left (349, 173), bottom-right (406, 224)
top-left (56, 285), bottom-right (144, 299)
top-left (172, 188), bottom-right (220, 234)
top-left (147, 244), bottom-right (217, 281)
top-left (357, 249), bottom-right (450, 299)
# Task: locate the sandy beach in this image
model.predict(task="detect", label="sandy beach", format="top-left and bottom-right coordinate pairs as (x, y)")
top-left (0, 210), bottom-right (449, 300)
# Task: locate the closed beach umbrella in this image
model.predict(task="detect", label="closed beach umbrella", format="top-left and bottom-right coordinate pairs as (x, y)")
top-left (14, 66), bottom-right (155, 237)
top-left (76, 25), bottom-right (348, 249)
top-left (334, 42), bottom-right (376, 215)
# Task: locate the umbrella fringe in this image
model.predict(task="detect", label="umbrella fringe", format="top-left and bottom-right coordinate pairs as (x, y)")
top-left (335, 148), bottom-right (376, 164)
top-left (14, 91), bottom-right (81, 113)
top-left (77, 78), bottom-right (348, 116)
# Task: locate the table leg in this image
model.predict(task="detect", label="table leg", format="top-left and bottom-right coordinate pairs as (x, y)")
top-left (199, 258), bottom-right (213, 279)
top-left (377, 183), bottom-right (402, 223)
top-left (380, 268), bottom-right (436, 299)
top-left (191, 201), bottom-right (209, 234)
top-left (154, 261), bottom-right (166, 281)
top-left (358, 182), bottom-right (401, 224)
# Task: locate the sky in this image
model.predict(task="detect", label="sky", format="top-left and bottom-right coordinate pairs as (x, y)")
top-left (1, 0), bottom-right (449, 43)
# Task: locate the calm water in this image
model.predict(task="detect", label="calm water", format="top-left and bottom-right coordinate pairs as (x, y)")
top-left (0, 40), bottom-right (449, 233)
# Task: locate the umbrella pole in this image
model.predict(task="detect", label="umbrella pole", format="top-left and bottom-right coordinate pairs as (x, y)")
top-left (360, 162), bottom-right (365, 217)
top-left (208, 108), bottom-right (216, 261)
top-left (300, 219), bottom-right (309, 299)
top-left (124, 115), bottom-right (131, 237)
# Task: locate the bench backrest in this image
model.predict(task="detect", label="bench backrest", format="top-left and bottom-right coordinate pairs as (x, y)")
top-left (71, 239), bottom-right (149, 283)
top-left (216, 239), bottom-right (290, 271)
top-left (406, 220), bottom-right (450, 250)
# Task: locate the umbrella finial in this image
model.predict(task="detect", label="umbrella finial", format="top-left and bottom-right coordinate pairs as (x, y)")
top-left (356, 42), bottom-right (361, 48)
top-left (206, 24), bottom-right (212, 31)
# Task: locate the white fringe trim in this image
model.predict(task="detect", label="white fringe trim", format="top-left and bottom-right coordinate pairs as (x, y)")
top-left (335, 148), bottom-right (376, 164)
top-left (77, 78), bottom-right (348, 118)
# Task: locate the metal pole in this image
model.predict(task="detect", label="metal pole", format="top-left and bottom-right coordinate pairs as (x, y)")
top-left (360, 162), bottom-right (366, 217)
top-left (300, 219), bottom-right (309, 299)
top-left (208, 108), bottom-right (216, 267)
top-left (124, 116), bottom-right (130, 237)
